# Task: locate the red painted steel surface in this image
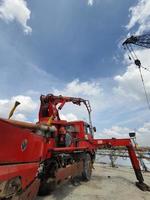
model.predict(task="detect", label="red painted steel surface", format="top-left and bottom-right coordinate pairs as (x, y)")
top-left (93, 138), bottom-right (132, 147)
top-left (12, 178), bottom-right (40, 200)
top-left (0, 163), bottom-right (39, 189)
top-left (0, 119), bottom-right (45, 164)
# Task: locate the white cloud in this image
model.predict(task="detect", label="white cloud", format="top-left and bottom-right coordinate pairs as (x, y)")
top-left (53, 78), bottom-right (105, 112)
top-left (13, 113), bottom-right (27, 121)
top-left (88, 0), bottom-right (94, 6)
top-left (60, 113), bottom-right (78, 121)
top-left (108, 0), bottom-right (150, 137)
top-left (11, 95), bottom-right (37, 114)
top-left (137, 122), bottom-right (150, 146)
top-left (114, 49), bottom-right (150, 106)
top-left (97, 126), bottom-right (130, 139)
top-left (0, 0), bottom-right (32, 34)
top-left (126, 0), bottom-right (150, 34)
top-left (0, 95), bottom-right (37, 120)
top-left (54, 79), bottom-right (102, 98)
top-left (122, 1), bottom-right (150, 107)
top-left (98, 122), bottom-right (150, 146)
top-left (53, 79), bottom-right (104, 123)
top-left (123, 1), bottom-right (150, 105)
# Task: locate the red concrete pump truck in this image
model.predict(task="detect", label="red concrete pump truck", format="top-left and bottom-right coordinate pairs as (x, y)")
top-left (0, 94), bottom-right (150, 200)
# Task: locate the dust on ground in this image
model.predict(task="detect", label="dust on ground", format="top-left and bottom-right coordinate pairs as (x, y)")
top-left (36, 164), bottom-right (150, 200)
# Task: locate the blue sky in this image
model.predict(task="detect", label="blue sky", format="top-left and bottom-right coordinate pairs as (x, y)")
top-left (0, 0), bottom-right (150, 145)
top-left (0, 0), bottom-right (135, 89)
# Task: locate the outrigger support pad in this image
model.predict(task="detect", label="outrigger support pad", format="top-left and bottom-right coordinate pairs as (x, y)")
top-left (136, 182), bottom-right (150, 191)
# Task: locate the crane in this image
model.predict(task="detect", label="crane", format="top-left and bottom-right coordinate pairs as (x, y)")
top-left (123, 33), bottom-right (150, 110)
top-left (123, 33), bottom-right (150, 48)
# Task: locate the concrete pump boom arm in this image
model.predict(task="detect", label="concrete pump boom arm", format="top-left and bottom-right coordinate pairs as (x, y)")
top-left (39, 94), bottom-right (93, 129)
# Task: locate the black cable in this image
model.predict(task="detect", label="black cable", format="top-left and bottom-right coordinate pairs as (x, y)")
top-left (138, 67), bottom-right (150, 110)
top-left (129, 44), bottom-right (150, 73)
top-left (126, 44), bottom-right (136, 61)
top-left (125, 44), bottom-right (150, 110)
top-left (141, 65), bottom-right (150, 73)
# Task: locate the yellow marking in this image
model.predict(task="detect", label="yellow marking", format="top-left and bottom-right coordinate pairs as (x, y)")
top-left (47, 116), bottom-right (53, 125)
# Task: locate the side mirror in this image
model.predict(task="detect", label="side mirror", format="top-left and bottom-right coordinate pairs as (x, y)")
top-left (129, 132), bottom-right (136, 138)
top-left (93, 127), bottom-right (96, 132)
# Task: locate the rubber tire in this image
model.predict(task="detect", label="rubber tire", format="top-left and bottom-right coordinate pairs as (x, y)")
top-left (82, 153), bottom-right (92, 181)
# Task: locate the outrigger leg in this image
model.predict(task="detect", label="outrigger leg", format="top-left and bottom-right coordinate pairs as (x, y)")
top-left (127, 144), bottom-right (150, 191)
top-left (94, 138), bottom-right (150, 191)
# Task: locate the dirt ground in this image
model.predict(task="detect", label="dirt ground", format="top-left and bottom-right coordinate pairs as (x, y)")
top-left (36, 164), bottom-right (150, 200)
